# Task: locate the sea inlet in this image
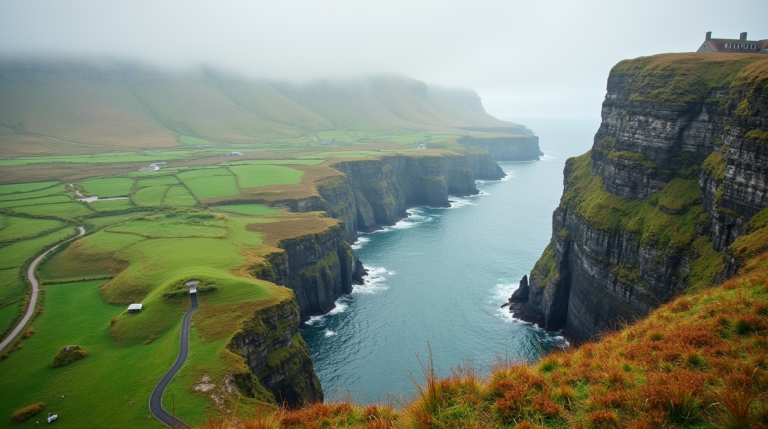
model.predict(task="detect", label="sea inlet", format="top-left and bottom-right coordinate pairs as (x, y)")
top-left (301, 121), bottom-right (596, 403)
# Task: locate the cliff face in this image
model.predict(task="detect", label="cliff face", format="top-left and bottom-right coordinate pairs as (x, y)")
top-left (258, 151), bottom-right (501, 317)
top-left (458, 135), bottom-right (543, 161)
top-left (513, 54), bottom-right (768, 341)
top-left (228, 296), bottom-right (323, 405)
top-left (255, 223), bottom-right (361, 317)
top-left (318, 151), bottom-right (504, 241)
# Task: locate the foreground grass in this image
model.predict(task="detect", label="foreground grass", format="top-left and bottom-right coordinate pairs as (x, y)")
top-left (200, 225), bottom-right (768, 429)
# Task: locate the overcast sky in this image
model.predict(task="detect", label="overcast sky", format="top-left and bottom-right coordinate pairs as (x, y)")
top-left (1, 0), bottom-right (766, 126)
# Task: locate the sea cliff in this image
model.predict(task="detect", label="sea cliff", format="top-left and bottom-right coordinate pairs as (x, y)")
top-left (254, 151), bottom-right (503, 317)
top-left (511, 53), bottom-right (768, 341)
top-left (228, 294), bottom-right (323, 405)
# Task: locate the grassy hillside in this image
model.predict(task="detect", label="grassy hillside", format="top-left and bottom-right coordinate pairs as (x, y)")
top-left (0, 59), bottom-right (529, 158)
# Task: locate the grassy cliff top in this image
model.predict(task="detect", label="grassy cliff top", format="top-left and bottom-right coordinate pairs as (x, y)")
top-left (610, 52), bottom-right (768, 105)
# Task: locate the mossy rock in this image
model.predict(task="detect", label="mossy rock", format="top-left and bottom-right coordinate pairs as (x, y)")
top-left (51, 345), bottom-right (87, 367)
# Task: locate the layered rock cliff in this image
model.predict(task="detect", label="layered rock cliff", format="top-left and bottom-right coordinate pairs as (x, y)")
top-left (511, 53), bottom-right (768, 341)
top-left (459, 135), bottom-right (543, 161)
top-left (228, 295), bottom-right (323, 405)
top-left (258, 151), bottom-right (502, 317)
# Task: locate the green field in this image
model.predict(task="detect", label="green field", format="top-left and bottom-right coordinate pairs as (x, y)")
top-left (0, 268), bottom-right (23, 312)
top-left (0, 184), bottom-right (68, 202)
top-left (12, 202), bottom-right (93, 219)
top-left (0, 181), bottom-right (59, 195)
top-left (0, 216), bottom-right (65, 242)
top-left (89, 199), bottom-right (134, 212)
top-left (177, 170), bottom-right (240, 199)
top-left (214, 204), bottom-right (280, 216)
top-left (108, 219), bottom-right (227, 238)
top-left (0, 195), bottom-right (73, 208)
top-left (229, 165), bottom-right (304, 188)
top-left (0, 227), bottom-right (77, 271)
top-left (133, 186), bottom-right (168, 206)
top-left (162, 186), bottom-right (197, 206)
top-left (0, 300), bottom-right (22, 336)
top-left (80, 178), bottom-right (134, 197)
top-left (136, 176), bottom-right (180, 188)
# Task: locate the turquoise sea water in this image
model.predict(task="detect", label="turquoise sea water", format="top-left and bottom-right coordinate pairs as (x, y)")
top-left (301, 120), bottom-right (598, 403)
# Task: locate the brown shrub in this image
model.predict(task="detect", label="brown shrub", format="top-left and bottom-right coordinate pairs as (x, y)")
top-left (11, 403), bottom-right (45, 422)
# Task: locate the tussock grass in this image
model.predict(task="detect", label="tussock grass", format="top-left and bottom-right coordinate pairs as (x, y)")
top-left (202, 222), bottom-right (768, 429)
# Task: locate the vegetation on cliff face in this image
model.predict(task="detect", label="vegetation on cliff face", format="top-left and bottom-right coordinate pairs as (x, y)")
top-left (562, 152), bottom-right (706, 254)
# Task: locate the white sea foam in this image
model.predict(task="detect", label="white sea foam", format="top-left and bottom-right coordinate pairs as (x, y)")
top-left (351, 236), bottom-right (370, 250)
top-left (328, 300), bottom-right (348, 315)
top-left (444, 197), bottom-right (475, 209)
top-left (353, 267), bottom-right (389, 294)
top-left (324, 330), bottom-right (337, 337)
top-left (304, 315), bottom-right (325, 326)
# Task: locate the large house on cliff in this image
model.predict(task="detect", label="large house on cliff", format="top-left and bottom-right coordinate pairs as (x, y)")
top-left (697, 32), bottom-right (768, 54)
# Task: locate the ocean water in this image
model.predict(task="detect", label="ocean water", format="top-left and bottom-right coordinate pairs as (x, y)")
top-left (300, 120), bottom-right (598, 403)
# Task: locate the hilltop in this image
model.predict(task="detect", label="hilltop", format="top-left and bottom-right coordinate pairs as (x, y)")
top-left (0, 58), bottom-right (534, 159)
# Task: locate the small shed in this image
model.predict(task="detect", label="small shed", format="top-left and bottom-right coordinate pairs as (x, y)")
top-left (185, 280), bottom-right (199, 294)
top-left (127, 303), bottom-right (143, 313)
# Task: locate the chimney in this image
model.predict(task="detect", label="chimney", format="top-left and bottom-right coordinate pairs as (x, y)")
top-left (740, 32), bottom-right (748, 41)
top-left (706, 31), bottom-right (712, 41)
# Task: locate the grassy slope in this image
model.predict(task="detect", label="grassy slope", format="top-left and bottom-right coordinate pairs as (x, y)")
top-left (199, 202), bottom-right (768, 429)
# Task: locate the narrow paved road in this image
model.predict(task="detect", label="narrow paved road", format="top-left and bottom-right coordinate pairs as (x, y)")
top-left (149, 292), bottom-right (198, 428)
top-left (0, 226), bottom-right (86, 352)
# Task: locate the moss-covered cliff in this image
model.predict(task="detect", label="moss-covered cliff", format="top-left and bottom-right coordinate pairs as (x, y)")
top-left (513, 53), bottom-right (768, 341)
top-left (227, 295), bottom-right (323, 405)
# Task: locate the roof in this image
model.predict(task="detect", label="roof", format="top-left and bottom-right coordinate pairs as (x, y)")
top-left (127, 303), bottom-right (143, 311)
top-left (697, 33), bottom-right (768, 54)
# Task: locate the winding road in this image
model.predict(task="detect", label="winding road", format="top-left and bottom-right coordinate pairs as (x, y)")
top-left (0, 226), bottom-right (86, 352)
top-left (148, 292), bottom-right (198, 429)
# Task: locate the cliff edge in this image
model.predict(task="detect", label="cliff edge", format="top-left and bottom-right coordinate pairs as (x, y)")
top-left (512, 53), bottom-right (768, 341)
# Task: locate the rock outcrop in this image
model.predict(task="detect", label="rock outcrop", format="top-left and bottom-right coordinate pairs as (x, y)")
top-left (459, 135), bottom-right (543, 161)
top-left (228, 296), bottom-right (323, 405)
top-left (513, 53), bottom-right (768, 341)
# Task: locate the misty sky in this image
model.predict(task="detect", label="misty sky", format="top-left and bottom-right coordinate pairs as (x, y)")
top-left (1, 0), bottom-right (766, 126)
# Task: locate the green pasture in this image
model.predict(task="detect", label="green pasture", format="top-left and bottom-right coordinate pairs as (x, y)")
top-left (0, 227), bottom-right (77, 271)
top-left (89, 199), bottom-right (134, 212)
top-left (179, 176), bottom-right (239, 200)
top-left (0, 216), bottom-right (65, 242)
top-left (177, 168), bottom-right (233, 180)
top-left (84, 212), bottom-right (152, 231)
top-left (0, 268), bottom-right (23, 309)
top-left (80, 177), bottom-right (134, 197)
top-left (133, 186), bottom-right (168, 206)
top-left (0, 195), bottom-right (72, 208)
top-left (163, 186), bottom-right (197, 206)
top-left (213, 204), bottom-right (280, 216)
top-left (0, 280), bottom-right (174, 428)
top-left (229, 165), bottom-right (304, 188)
top-left (137, 176), bottom-right (179, 188)
top-left (223, 159), bottom-right (324, 166)
top-left (0, 185), bottom-right (68, 202)
top-left (12, 202), bottom-right (93, 219)
top-left (107, 219), bottom-right (227, 238)
top-left (0, 181), bottom-right (59, 195)
top-left (0, 150), bottom-right (203, 167)
top-left (178, 135), bottom-right (214, 146)
top-left (0, 299), bottom-right (22, 336)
